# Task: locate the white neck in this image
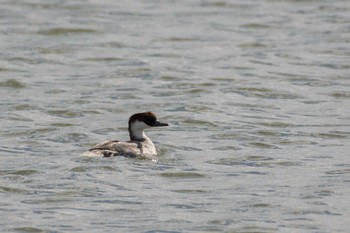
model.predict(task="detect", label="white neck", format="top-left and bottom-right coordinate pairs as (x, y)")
top-left (129, 121), bottom-right (150, 141)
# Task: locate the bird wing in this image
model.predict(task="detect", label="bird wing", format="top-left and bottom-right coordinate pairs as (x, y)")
top-left (88, 140), bottom-right (141, 157)
top-left (88, 140), bottom-right (120, 151)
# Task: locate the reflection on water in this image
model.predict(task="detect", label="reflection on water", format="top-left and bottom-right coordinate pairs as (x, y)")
top-left (1, 0), bottom-right (350, 232)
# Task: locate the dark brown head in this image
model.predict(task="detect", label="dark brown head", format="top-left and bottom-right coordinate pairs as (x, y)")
top-left (128, 112), bottom-right (168, 141)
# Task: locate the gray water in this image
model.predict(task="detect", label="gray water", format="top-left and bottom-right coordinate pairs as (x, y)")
top-left (1, 0), bottom-right (350, 232)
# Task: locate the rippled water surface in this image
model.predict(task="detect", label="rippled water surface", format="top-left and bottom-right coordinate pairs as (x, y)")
top-left (1, 0), bottom-right (350, 232)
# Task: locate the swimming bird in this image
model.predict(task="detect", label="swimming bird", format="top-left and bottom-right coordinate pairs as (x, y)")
top-left (85, 112), bottom-right (168, 158)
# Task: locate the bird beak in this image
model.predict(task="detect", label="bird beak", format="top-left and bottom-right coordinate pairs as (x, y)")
top-left (153, 121), bottom-right (169, 127)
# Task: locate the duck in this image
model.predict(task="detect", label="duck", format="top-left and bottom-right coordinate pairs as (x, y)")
top-left (84, 112), bottom-right (168, 158)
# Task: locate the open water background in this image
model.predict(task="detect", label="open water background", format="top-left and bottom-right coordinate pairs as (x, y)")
top-left (1, 0), bottom-right (350, 232)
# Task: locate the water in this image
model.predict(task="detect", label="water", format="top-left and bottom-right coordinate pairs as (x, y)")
top-left (1, 0), bottom-right (350, 232)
